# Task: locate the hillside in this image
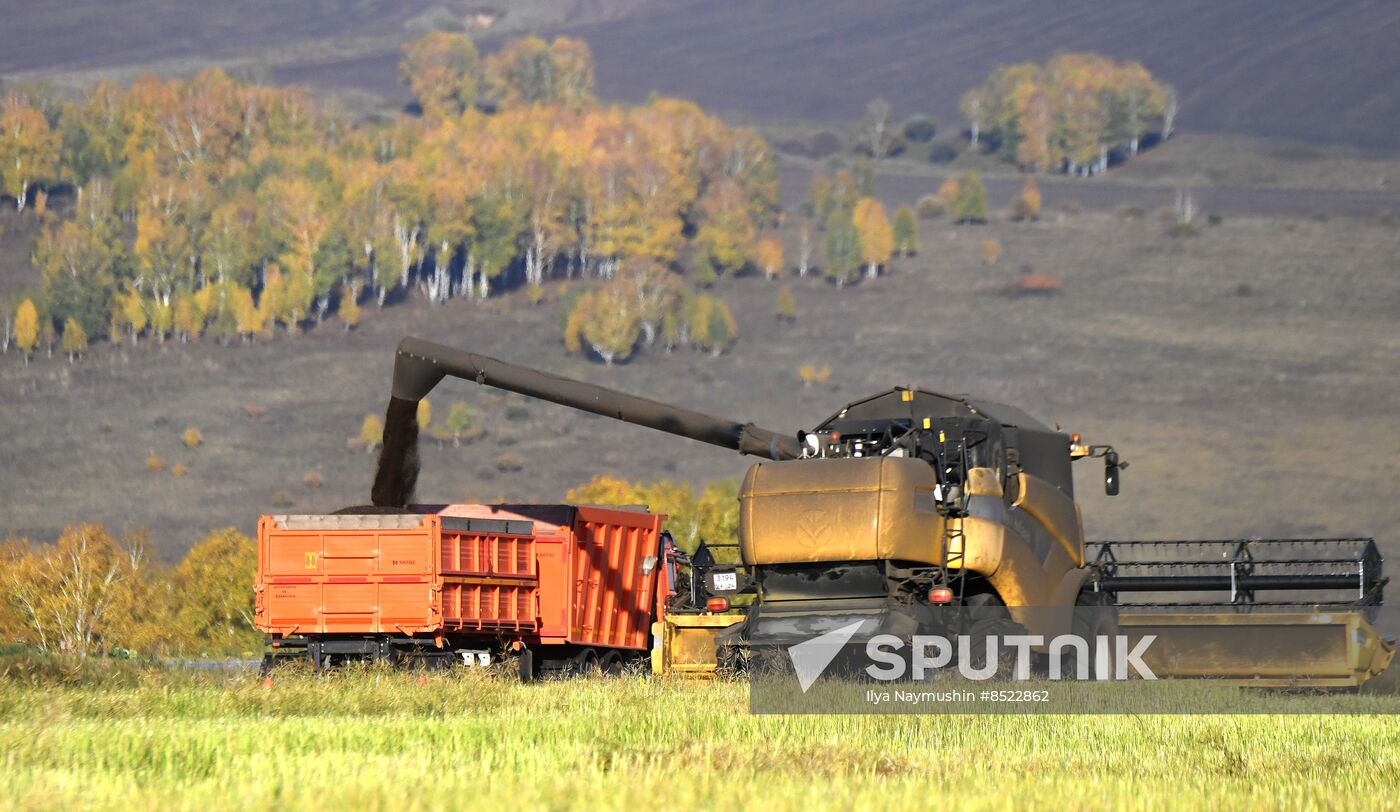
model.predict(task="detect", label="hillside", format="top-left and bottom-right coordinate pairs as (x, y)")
top-left (4, 2), bottom-right (1400, 151)
top-left (3, 204), bottom-right (1398, 562)
top-left (562, 0), bottom-right (1400, 151)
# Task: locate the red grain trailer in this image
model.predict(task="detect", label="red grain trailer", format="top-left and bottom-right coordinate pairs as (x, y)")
top-left (254, 504), bottom-right (671, 677)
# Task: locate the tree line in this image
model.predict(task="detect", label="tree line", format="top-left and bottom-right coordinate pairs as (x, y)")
top-left (0, 525), bottom-right (259, 658)
top-left (0, 33), bottom-right (778, 362)
top-left (960, 52), bottom-right (1176, 174)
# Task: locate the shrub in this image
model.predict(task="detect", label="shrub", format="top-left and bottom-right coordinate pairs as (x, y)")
top-left (684, 293), bottom-right (739, 355)
top-left (243, 403), bottom-right (267, 418)
top-left (916, 195), bottom-right (946, 220)
top-left (953, 172), bottom-right (990, 223)
top-left (417, 399), bottom-right (432, 434)
top-left (181, 428), bottom-right (203, 449)
top-left (444, 402), bottom-right (473, 446)
top-left (303, 471), bottom-right (323, 488)
top-left (495, 452), bottom-right (524, 473)
top-left (1009, 176), bottom-right (1041, 222)
top-left (146, 453), bottom-right (166, 473)
top-left (1378, 209), bottom-right (1397, 227)
top-left (927, 141), bottom-right (959, 164)
top-left (981, 239), bottom-right (1002, 266)
top-left (526, 282), bottom-right (546, 305)
top-left (170, 464), bottom-right (188, 478)
top-left (1005, 274), bottom-right (1062, 296)
top-left (798, 363), bottom-right (832, 386)
top-left (892, 205), bottom-right (918, 256)
top-left (272, 490), bottom-right (293, 508)
top-left (505, 396), bottom-right (529, 421)
top-left (1206, 212), bottom-right (1223, 227)
top-left (1116, 205), bottom-right (1145, 219)
top-left (360, 414), bottom-right (384, 451)
top-left (775, 286), bottom-right (797, 322)
top-left (902, 115), bottom-right (937, 143)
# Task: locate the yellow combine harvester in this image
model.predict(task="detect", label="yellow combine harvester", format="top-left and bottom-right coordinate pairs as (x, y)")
top-left (372, 337), bottom-right (1394, 687)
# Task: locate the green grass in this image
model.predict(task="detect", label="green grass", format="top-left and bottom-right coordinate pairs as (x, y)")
top-left (1, 662), bottom-right (1399, 810)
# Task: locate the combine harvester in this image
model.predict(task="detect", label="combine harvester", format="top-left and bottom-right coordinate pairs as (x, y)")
top-left (257, 336), bottom-right (1393, 687)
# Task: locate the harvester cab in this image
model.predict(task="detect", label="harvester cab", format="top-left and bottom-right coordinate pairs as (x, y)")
top-left (369, 336), bottom-right (1394, 687)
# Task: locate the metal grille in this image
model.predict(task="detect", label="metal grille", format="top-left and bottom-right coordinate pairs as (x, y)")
top-left (1087, 538), bottom-right (1385, 617)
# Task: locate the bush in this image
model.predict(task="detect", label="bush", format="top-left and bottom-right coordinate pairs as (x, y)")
top-left (303, 471), bottom-right (323, 488)
top-left (505, 396), bottom-right (529, 421)
top-left (951, 171), bottom-right (989, 223)
top-left (444, 402), bottom-right (473, 446)
top-left (893, 205), bottom-right (918, 256)
top-left (146, 454), bottom-right (166, 473)
top-left (916, 195), bottom-right (946, 220)
top-left (1005, 274), bottom-right (1062, 296)
top-left (181, 428), bottom-right (203, 449)
top-left (798, 363), bottom-right (832, 386)
top-left (170, 464), bottom-right (188, 478)
top-left (1116, 205), bottom-right (1145, 219)
top-left (1378, 209), bottom-right (1397, 227)
top-left (1206, 212), bottom-right (1223, 227)
top-left (775, 286), bottom-right (797, 322)
top-left (1009, 176), bottom-right (1041, 222)
top-left (928, 141), bottom-right (959, 164)
top-left (495, 452), bottom-right (524, 473)
top-left (981, 239), bottom-right (1002, 266)
top-left (272, 490), bottom-right (294, 508)
top-left (902, 115), bottom-right (937, 143)
top-left (359, 414), bottom-right (384, 451)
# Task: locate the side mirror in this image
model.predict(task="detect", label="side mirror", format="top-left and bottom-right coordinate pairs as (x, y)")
top-left (1104, 450), bottom-right (1120, 496)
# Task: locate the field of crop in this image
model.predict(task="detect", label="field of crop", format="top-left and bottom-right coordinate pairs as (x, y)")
top-left (1, 661), bottom-right (1398, 810)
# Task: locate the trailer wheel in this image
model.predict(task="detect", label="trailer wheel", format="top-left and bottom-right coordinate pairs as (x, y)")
top-left (516, 649), bottom-right (536, 683)
top-left (571, 648), bottom-right (601, 677)
top-left (600, 651), bottom-right (624, 677)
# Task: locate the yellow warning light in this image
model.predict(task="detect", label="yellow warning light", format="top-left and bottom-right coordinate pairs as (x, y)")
top-left (901, 390), bottom-right (914, 402)
top-left (922, 418), bottom-right (931, 430)
top-left (939, 431), bottom-right (946, 442)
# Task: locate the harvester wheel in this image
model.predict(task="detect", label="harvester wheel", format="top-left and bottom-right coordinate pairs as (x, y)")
top-left (963, 593), bottom-right (1028, 677)
top-left (600, 651), bottom-right (624, 676)
top-left (1066, 589), bottom-right (1120, 680)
